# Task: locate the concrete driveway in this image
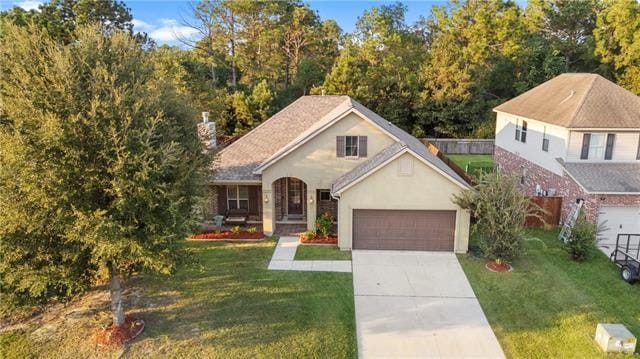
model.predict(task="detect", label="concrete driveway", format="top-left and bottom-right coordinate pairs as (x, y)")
top-left (352, 250), bottom-right (505, 358)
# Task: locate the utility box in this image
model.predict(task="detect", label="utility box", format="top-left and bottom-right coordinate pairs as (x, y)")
top-left (594, 323), bottom-right (637, 354)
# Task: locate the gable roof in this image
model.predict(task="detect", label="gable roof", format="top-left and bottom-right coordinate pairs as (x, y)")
top-left (494, 73), bottom-right (640, 129)
top-left (212, 95), bottom-right (350, 181)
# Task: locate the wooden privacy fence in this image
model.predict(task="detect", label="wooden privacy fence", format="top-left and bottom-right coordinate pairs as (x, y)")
top-left (425, 142), bottom-right (476, 185)
top-left (526, 196), bottom-right (562, 228)
top-left (421, 138), bottom-right (494, 154)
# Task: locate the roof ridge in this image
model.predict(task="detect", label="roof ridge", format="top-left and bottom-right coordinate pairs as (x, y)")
top-left (566, 74), bottom-right (598, 127)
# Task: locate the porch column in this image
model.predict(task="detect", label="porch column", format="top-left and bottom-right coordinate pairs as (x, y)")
top-left (306, 186), bottom-right (317, 231)
top-left (263, 186), bottom-right (275, 235)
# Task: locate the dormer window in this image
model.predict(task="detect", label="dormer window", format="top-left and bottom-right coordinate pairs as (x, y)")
top-left (515, 119), bottom-right (527, 143)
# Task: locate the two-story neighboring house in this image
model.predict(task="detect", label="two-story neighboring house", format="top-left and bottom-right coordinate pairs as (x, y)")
top-left (208, 95), bottom-right (472, 252)
top-left (494, 73), bottom-right (640, 248)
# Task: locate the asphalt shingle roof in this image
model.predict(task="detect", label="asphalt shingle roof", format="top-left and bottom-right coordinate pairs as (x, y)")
top-left (213, 95), bottom-right (469, 189)
top-left (494, 73), bottom-right (640, 129)
top-left (212, 96), bottom-right (350, 181)
top-left (559, 160), bottom-right (640, 193)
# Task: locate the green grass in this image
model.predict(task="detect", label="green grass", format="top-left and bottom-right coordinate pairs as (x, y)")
top-left (458, 229), bottom-right (640, 358)
top-left (1, 238), bottom-right (356, 358)
top-left (294, 245), bottom-right (352, 261)
top-left (447, 154), bottom-right (493, 169)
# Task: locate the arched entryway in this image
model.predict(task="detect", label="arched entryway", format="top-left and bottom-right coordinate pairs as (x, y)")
top-left (272, 177), bottom-right (308, 234)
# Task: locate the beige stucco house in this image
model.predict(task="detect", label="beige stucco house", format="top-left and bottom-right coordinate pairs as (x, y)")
top-left (208, 95), bottom-right (471, 252)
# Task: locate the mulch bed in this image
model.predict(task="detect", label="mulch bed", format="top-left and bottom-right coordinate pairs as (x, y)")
top-left (485, 260), bottom-right (513, 273)
top-left (300, 235), bottom-right (338, 245)
top-left (95, 317), bottom-right (145, 347)
top-left (189, 231), bottom-right (265, 241)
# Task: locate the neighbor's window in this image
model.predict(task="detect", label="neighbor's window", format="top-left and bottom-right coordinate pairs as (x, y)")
top-left (227, 185), bottom-right (249, 210)
top-left (345, 136), bottom-right (359, 157)
top-left (588, 133), bottom-right (606, 159)
top-left (542, 126), bottom-right (549, 152)
top-left (515, 119), bottom-right (527, 143)
top-left (319, 190), bottom-right (331, 201)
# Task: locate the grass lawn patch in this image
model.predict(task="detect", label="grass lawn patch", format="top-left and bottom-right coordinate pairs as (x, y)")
top-left (295, 245), bottom-right (352, 261)
top-left (458, 229), bottom-right (640, 357)
top-left (447, 154), bottom-right (493, 169)
top-left (1, 238), bottom-right (356, 358)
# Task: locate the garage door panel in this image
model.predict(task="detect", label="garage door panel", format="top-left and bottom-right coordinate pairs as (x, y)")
top-left (353, 210), bottom-right (456, 251)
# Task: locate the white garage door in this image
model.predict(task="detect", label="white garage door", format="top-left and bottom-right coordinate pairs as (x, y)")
top-left (597, 206), bottom-right (640, 256)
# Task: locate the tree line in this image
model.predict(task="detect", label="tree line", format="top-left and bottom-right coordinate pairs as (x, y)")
top-left (3, 0), bottom-right (639, 139)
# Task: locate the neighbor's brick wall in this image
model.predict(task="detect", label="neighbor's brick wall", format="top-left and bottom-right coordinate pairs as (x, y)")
top-left (495, 146), bottom-right (640, 224)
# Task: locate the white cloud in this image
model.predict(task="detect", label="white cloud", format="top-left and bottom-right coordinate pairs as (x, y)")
top-left (132, 18), bottom-right (198, 45)
top-left (15, 1), bottom-right (42, 11)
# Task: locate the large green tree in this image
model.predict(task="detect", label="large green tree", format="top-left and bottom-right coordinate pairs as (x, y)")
top-left (594, 0), bottom-right (640, 94)
top-left (0, 24), bottom-right (207, 325)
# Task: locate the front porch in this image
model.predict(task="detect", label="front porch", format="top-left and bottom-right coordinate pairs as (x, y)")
top-left (205, 180), bottom-right (338, 236)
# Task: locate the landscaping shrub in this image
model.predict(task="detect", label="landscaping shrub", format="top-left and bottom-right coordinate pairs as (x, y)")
top-left (315, 212), bottom-right (332, 237)
top-left (566, 212), bottom-right (597, 261)
top-left (231, 226), bottom-right (242, 234)
top-left (453, 172), bottom-right (541, 263)
top-left (301, 230), bottom-right (316, 241)
top-left (247, 226), bottom-right (257, 234)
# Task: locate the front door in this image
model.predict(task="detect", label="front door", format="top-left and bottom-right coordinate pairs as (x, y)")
top-left (287, 178), bottom-right (303, 216)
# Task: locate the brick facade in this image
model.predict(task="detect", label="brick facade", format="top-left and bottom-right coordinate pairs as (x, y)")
top-left (495, 146), bottom-right (640, 224)
top-left (316, 189), bottom-right (338, 221)
top-left (273, 178), bottom-right (307, 221)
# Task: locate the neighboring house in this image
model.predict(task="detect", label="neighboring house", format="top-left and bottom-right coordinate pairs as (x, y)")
top-left (494, 73), bottom-right (640, 247)
top-left (207, 95), bottom-right (471, 252)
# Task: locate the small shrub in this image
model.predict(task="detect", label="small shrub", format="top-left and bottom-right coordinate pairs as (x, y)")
top-left (315, 212), bottom-right (332, 237)
top-left (301, 230), bottom-right (316, 240)
top-left (230, 226), bottom-right (242, 234)
top-left (566, 212), bottom-right (597, 261)
top-left (247, 226), bottom-right (257, 234)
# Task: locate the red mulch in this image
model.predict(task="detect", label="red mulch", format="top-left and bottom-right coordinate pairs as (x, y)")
top-left (189, 231), bottom-right (264, 240)
top-left (485, 260), bottom-right (512, 272)
top-left (95, 317), bottom-right (145, 347)
top-left (300, 235), bottom-right (338, 244)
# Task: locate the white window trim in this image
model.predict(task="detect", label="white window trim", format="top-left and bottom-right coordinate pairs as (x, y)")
top-left (345, 135), bottom-right (359, 158)
top-left (227, 185), bottom-right (249, 210)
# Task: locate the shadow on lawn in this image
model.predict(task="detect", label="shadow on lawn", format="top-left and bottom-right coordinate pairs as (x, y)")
top-left (123, 240), bottom-right (355, 355)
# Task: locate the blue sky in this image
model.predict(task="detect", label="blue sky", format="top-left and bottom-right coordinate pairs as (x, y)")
top-left (2, 0), bottom-right (449, 45)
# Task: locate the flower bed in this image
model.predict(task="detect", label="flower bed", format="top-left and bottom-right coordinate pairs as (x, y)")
top-left (189, 231), bottom-right (264, 241)
top-left (299, 234), bottom-right (337, 245)
top-left (485, 260), bottom-right (512, 272)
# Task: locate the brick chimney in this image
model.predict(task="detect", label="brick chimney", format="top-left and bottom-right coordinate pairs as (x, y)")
top-left (197, 111), bottom-right (216, 149)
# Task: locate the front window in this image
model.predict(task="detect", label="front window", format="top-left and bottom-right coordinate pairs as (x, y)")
top-left (588, 133), bottom-right (606, 159)
top-left (345, 136), bottom-right (359, 157)
top-left (227, 185), bottom-right (249, 210)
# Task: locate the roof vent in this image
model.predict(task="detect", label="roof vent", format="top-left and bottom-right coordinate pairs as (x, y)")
top-left (321, 90), bottom-right (325, 96)
top-left (559, 90), bottom-right (575, 105)
top-left (202, 111), bottom-right (210, 123)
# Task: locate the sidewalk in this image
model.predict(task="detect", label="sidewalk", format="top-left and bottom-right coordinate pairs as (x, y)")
top-left (267, 236), bottom-right (352, 273)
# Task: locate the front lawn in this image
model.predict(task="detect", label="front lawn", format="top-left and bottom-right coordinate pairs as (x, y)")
top-left (1, 238), bottom-right (356, 358)
top-left (458, 229), bottom-right (640, 357)
top-left (294, 245), bottom-right (352, 261)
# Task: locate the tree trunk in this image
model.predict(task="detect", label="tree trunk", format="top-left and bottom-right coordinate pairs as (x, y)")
top-left (109, 273), bottom-right (125, 326)
top-left (230, 9), bottom-right (237, 91)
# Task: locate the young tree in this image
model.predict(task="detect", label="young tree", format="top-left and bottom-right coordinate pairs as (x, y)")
top-left (453, 173), bottom-right (539, 263)
top-left (0, 24), bottom-right (208, 325)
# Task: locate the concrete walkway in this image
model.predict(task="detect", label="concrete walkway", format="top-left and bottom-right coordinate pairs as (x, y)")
top-left (267, 236), bottom-right (352, 273)
top-left (352, 250), bottom-right (505, 358)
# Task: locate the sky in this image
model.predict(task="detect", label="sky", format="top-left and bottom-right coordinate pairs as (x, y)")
top-left (2, 0), bottom-right (449, 45)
